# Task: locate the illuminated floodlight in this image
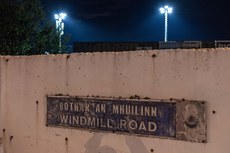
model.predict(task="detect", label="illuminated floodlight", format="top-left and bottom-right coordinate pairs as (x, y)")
top-left (60, 13), bottom-right (67, 19)
top-left (168, 7), bottom-right (173, 13)
top-left (159, 5), bottom-right (173, 14)
top-left (54, 12), bottom-right (67, 53)
top-left (159, 8), bottom-right (165, 14)
top-left (159, 5), bottom-right (173, 42)
top-left (54, 14), bottom-right (59, 20)
top-left (54, 13), bottom-right (67, 20)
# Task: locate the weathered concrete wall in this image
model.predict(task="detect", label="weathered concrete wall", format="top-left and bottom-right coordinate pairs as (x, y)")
top-left (0, 48), bottom-right (230, 153)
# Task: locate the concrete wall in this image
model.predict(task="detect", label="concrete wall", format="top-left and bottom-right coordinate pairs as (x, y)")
top-left (0, 49), bottom-right (230, 153)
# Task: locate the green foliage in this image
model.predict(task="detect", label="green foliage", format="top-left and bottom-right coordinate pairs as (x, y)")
top-left (0, 0), bottom-right (69, 55)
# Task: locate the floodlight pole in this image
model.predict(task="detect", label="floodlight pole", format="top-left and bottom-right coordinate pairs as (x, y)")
top-left (54, 13), bottom-right (67, 53)
top-left (164, 10), bottom-right (168, 42)
top-left (160, 6), bottom-right (172, 42)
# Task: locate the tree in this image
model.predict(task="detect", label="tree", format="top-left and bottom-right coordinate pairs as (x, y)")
top-left (0, 0), bottom-right (68, 55)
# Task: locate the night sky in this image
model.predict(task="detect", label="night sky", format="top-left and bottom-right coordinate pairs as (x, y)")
top-left (41, 0), bottom-right (230, 43)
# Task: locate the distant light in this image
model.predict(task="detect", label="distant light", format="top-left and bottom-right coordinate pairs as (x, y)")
top-left (60, 13), bottom-right (67, 19)
top-left (54, 14), bottom-right (59, 20)
top-left (168, 8), bottom-right (173, 14)
top-left (159, 8), bottom-right (165, 14)
top-left (159, 5), bottom-right (173, 14)
top-left (159, 5), bottom-right (173, 42)
top-left (54, 13), bottom-right (67, 20)
top-left (54, 12), bottom-right (67, 53)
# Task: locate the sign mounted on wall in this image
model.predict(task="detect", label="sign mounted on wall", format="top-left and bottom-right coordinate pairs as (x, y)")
top-left (46, 96), bottom-right (207, 143)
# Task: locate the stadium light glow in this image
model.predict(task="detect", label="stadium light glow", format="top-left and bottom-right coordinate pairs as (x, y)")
top-left (159, 5), bottom-right (173, 42)
top-left (54, 13), bottom-right (67, 52)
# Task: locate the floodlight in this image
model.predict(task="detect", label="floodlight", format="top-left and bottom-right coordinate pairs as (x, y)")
top-left (159, 8), bottom-right (165, 14)
top-left (168, 8), bottom-right (173, 13)
top-left (54, 12), bottom-right (67, 52)
top-left (60, 13), bottom-right (67, 19)
top-left (54, 14), bottom-right (59, 20)
top-left (159, 5), bottom-right (173, 42)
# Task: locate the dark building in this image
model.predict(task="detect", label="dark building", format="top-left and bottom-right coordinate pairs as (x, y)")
top-left (73, 42), bottom-right (159, 52)
top-left (73, 41), bottom-right (229, 53)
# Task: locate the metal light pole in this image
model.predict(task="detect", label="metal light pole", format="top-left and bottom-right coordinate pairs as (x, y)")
top-left (54, 13), bottom-right (67, 53)
top-left (159, 5), bottom-right (173, 42)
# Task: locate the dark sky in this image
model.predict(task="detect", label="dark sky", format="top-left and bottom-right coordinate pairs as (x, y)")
top-left (41, 0), bottom-right (230, 42)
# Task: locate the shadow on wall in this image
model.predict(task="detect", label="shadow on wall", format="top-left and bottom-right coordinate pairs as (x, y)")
top-left (85, 133), bottom-right (148, 153)
top-left (85, 133), bottom-right (117, 153)
top-left (125, 136), bottom-right (149, 153)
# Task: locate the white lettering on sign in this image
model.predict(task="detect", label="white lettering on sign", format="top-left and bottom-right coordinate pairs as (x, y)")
top-left (112, 105), bottom-right (157, 117)
top-left (59, 102), bottom-right (90, 112)
top-left (47, 97), bottom-right (176, 137)
top-left (59, 114), bottom-right (157, 132)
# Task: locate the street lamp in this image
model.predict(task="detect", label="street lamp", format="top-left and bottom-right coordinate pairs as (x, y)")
top-left (54, 13), bottom-right (67, 52)
top-left (159, 5), bottom-right (173, 42)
